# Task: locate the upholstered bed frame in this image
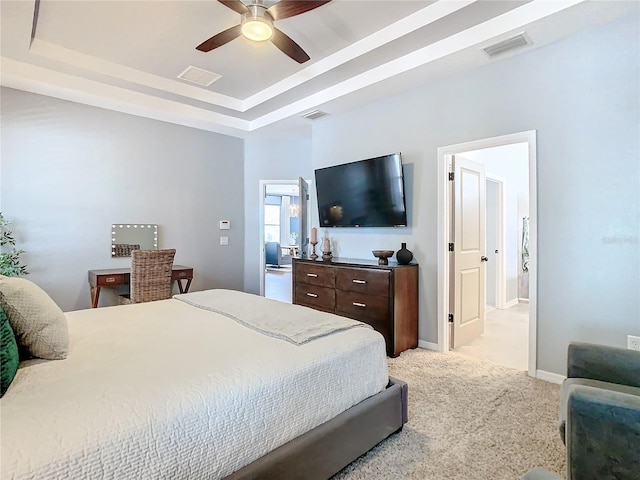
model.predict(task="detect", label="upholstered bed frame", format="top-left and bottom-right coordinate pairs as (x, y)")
top-left (1, 283), bottom-right (405, 479)
top-left (226, 377), bottom-right (408, 480)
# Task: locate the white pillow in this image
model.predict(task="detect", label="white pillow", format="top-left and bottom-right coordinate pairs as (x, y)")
top-left (0, 276), bottom-right (68, 360)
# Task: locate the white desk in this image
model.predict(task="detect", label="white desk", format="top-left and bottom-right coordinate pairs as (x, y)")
top-left (281, 245), bottom-right (300, 257)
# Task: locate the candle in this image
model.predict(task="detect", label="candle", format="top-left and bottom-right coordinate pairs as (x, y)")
top-left (310, 227), bottom-right (317, 244)
top-left (322, 236), bottom-right (331, 253)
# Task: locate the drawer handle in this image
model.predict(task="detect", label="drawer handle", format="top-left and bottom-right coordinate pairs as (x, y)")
top-left (106, 277), bottom-right (116, 283)
top-left (306, 293), bottom-right (318, 298)
top-left (352, 279), bottom-right (367, 284)
top-left (352, 302), bottom-right (366, 308)
top-left (306, 273), bottom-right (318, 278)
top-left (179, 272), bottom-right (186, 277)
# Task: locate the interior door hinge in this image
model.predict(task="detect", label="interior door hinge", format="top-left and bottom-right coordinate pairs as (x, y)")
top-left (448, 243), bottom-right (454, 252)
top-left (448, 172), bottom-right (454, 181)
top-left (448, 313), bottom-right (454, 323)
top-left (306, 194), bottom-right (310, 200)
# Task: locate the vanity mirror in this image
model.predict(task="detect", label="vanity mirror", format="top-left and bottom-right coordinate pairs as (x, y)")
top-left (111, 224), bottom-right (158, 257)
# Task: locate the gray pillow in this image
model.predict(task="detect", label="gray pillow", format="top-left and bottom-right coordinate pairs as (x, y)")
top-left (0, 276), bottom-right (68, 360)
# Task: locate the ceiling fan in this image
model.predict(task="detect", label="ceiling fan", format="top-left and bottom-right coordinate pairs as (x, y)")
top-left (196, 0), bottom-right (331, 64)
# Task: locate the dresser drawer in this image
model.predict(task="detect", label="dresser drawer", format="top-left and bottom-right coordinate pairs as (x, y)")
top-left (295, 263), bottom-right (335, 289)
top-left (96, 274), bottom-right (125, 286)
top-left (335, 291), bottom-right (390, 322)
top-left (294, 284), bottom-right (335, 311)
top-left (336, 268), bottom-right (390, 296)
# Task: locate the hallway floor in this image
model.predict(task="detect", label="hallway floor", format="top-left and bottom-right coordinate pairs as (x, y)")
top-left (265, 266), bottom-right (292, 303)
top-left (452, 302), bottom-right (529, 371)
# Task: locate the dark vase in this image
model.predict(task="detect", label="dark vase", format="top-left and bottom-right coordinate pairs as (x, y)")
top-left (396, 243), bottom-right (413, 265)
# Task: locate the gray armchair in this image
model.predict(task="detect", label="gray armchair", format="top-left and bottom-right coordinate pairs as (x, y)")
top-left (523, 342), bottom-right (640, 480)
top-left (265, 242), bottom-right (282, 268)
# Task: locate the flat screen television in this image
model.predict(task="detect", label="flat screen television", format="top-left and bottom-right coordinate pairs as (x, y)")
top-left (315, 153), bottom-right (408, 228)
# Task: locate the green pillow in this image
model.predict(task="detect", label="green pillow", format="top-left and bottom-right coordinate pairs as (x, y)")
top-left (1, 306), bottom-right (19, 397)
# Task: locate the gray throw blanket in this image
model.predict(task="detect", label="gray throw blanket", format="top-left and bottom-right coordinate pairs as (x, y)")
top-left (173, 289), bottom-right (371, 345)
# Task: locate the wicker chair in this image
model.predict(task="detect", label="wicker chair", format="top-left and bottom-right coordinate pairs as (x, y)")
top-left (119, 249), bottom-right (176, 305)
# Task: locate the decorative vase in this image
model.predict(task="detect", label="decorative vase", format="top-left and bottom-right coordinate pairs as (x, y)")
top-left (396, 243), bottom-right (413, 265)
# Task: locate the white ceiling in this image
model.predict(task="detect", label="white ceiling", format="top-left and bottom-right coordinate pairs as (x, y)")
top-left (1, 0), bottom-right (637, 138)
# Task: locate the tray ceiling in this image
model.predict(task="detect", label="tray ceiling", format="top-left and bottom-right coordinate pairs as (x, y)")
top-left (1, 0), bottom-right (637, 137)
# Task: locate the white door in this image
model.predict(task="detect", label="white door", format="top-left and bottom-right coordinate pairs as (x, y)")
top-left (485, 179), bottom-right (499, 308)
top-left (298, 177), bottom-right (309, 257)
top-left (451, 155), bottom-right (487, 349)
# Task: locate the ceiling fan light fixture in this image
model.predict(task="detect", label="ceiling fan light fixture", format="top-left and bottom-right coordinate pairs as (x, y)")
top-left (197, 0), bottom-right (326, 62)
top-left (242, 19), bottom-right (273, 41)
top-left (241, 6), bottom-right (274, 42)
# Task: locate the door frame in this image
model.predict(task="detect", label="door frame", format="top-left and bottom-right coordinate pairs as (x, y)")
top-left (436, 130), bottom-right (537, 377)
top-left (258, 179), bottom-right (299, 297)
top-left (485, 175), bottom-right (507, 310)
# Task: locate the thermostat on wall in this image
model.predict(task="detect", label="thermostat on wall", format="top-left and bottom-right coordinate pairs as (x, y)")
top-left (219, 220), bottom-right (230, 230)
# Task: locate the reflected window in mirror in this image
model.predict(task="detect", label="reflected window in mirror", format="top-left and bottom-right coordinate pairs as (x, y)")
top-left (112, 224), bottom-right (158, 257)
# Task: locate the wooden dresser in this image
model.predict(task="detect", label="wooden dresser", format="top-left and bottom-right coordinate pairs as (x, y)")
top-left (292, 257), bottom-right (418, 357)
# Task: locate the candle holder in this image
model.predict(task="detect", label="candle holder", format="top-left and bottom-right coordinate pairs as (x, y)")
top-left (310, 241), bottom-right (318, 261)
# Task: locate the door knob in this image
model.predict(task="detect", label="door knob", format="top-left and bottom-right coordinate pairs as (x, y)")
top-left (481, 256), bottom-right (489, 262)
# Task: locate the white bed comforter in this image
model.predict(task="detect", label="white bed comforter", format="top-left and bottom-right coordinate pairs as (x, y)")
top-left (0, 290), bottom-right (388, 480)
top-left (174, 289), bottom-right (372, 345)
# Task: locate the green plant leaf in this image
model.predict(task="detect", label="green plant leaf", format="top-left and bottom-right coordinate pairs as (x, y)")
top-left (0, 213), bottom-right (28, 276)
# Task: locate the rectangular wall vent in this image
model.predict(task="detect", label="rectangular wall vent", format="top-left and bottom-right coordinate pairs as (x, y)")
top-left (177, 66), bottom-right (221, 87)
top-left (482, 33), bottom-right (532, 58)
top-left (300, 110), bottom-right (328, 120)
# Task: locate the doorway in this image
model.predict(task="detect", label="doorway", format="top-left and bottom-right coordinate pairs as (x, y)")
top-left (437, 131), bottom-right (537, 377)
top-left (259, 181), bottom-right (300, 303)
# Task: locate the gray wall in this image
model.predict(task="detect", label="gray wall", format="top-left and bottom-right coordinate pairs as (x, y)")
top-left (1, 88), bottom-right (245, 311)
top-left (309, 13), bottom-right (639, 374)
top-left (243, 130), bottom-right (313, 295)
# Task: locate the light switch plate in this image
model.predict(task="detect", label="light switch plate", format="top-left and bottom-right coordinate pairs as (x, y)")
top-left (219, 220), bottom-right (230, 230)
top-left (220, 236), bottom-right (229, 246)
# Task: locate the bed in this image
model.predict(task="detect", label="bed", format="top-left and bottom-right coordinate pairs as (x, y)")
top-left (1, 289), bottom-right (408, 480)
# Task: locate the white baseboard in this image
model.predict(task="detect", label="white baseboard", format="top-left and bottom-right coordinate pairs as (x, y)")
top-left (536, 369), bottom-right (565, 384)
top-left (485, 305), bottom-right (497, 313)
top-left (518, 298), bottom-right (530, 304)
top-left (504, 298), bottom-right (519, 309)
top-left (418, 340), bottom-right (442, 352)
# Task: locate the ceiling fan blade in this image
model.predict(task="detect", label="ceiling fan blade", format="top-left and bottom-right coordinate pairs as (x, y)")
top-left (217, 0), bottom-right (249, 15)
top-left (267, 0), bottom-right (331, 21)
top-left (271, 27), bottom-right (310, 64)
top-left (196, 25), bottom-right (242, 52)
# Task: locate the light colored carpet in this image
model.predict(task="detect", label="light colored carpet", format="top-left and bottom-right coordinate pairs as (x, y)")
top-left (334, 348), bottom-right (566, 480)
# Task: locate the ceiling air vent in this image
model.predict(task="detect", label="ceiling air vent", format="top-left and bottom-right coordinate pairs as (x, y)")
top-left (482, 33), bottom-right (532, 58)
top-left (177, 66), bottom-right (221, 87)
top-left (300, 110), bottom-right (328, 120)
